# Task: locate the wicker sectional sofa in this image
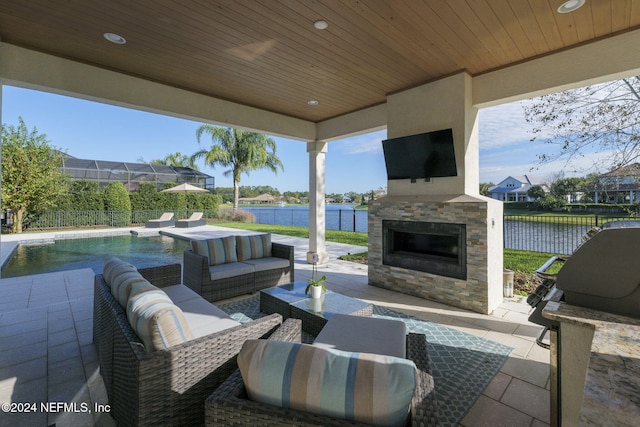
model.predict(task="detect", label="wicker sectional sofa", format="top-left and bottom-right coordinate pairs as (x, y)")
top-left (92, 259), bottom-right (285, 426)
top-left (183, 233), bottom-right (294, 302)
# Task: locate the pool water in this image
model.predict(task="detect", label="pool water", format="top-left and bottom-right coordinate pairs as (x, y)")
top-left (1, 234), bottom-right (191, 278)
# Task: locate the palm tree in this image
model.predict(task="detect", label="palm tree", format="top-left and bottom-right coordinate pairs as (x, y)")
top-left (192, 126), bottom-right (284, 208)
top-left (151, 152), bottom-right (199, 169)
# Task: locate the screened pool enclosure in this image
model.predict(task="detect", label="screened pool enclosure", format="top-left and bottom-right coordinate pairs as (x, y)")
top-left (61, 155), bottom-right (214, 191)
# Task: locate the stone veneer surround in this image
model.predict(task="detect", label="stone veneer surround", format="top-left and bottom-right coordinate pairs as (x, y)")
top-left (368, 194), bottom-right (503, 314)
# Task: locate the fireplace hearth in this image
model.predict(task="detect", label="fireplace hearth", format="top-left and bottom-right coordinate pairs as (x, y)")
top-left (383, 220), bottom-right (466, 279)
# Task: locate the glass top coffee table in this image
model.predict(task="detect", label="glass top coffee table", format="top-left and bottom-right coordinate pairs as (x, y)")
top-left (259, 281), bottom-right (311, 319)
top-left (259, 282), bottom-right (373, 336)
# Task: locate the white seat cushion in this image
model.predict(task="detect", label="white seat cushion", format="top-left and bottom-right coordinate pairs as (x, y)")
top-left (174, 297), bottom-right (241, 338)
top-left (240, 257), bottom-right (290, 272)
top-left (313, 313), bottom-right (407, 358)
top-left (163, 284), bottom-right (203, 304)
top-left (208, 262), bottom-right (254, 281)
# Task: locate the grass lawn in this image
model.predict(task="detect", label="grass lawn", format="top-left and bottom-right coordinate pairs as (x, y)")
top-left (211, 221), bottom-right (558, 295)
top-left (212, 222), bottom-right (368, 246)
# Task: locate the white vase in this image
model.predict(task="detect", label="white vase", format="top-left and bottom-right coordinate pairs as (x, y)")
top-left (312, 296), bottom-right (323, 312)
top-left (310, 285), bottom-right (323, 299)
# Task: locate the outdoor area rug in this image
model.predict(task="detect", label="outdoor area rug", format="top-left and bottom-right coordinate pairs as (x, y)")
top-left (218, 295), bottom-right (513, 427)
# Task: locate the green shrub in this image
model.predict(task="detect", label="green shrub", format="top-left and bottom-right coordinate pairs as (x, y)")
top-left (102, 181), bottom-right (131, 226)
top-left (70, 180), bottom-right (104, 211)
top-left (218, 208), bottom-right (256, 222)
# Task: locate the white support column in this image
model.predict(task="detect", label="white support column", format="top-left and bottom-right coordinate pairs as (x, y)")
top-left (0, 81), bottom-right (3, 277)
top-left (307, 140), bottom-right (328, 265)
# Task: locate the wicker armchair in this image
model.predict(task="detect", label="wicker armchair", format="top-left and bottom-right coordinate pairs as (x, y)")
top-left (204, 332), bottom-right (438, 426)
top-left (93, 263), bottom-right (286, 426)
top-left (183, 241), bottom-right (294, 302)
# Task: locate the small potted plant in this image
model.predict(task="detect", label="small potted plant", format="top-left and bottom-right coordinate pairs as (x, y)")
top-left (305, 256), bottom-right (327, 299)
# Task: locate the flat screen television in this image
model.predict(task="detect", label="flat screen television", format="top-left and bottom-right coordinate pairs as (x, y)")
top-left (382, 128), bottom-right (457, 182)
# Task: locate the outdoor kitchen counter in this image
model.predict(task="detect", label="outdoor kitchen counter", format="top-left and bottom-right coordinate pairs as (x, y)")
top-left (543, 301), bottom-right (640, 426)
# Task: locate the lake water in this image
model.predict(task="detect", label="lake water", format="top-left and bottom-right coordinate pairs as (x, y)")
top-left (234, 206), bottom-right (626, 255)
top-left (503, 219), bottom-right (593, 255)
top-left (2, 234), bottom-right (191, 278)
top-left (230, 204), bottom-right (369, 233)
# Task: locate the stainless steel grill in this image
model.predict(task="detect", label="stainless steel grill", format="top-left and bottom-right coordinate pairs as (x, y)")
top-left (526, 220), bottom-right (640, 426)
top-left (528, 221), bottom-right (640, 345)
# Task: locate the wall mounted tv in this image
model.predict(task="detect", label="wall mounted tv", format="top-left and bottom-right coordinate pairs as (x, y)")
top-left (382, 128), bottom-right (457, 182)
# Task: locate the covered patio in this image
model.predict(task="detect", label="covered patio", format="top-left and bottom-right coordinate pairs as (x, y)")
top-left (1, 1), bottom-right (640, 425)
top-left (0, 226), bottom-right (548, 427)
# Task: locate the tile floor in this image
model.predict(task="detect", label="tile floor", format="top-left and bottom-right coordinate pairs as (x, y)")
top-left (0, 226), bottom-right (550, 426)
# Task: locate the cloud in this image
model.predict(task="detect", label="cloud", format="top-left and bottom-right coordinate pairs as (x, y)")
top-left (480, 148), bottom-right (613, 184)
top-left (332, 130), bottom-right (386, 155)
top-left (478, 101), bottom-right (535, 149)
top-left (478, 99), bottom-right (560, 150)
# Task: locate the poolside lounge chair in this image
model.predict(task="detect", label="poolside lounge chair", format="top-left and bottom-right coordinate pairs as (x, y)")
top-left (175, 211), bottom-right (206, 228)
top-left (144, 212), bottom-right (174, 228)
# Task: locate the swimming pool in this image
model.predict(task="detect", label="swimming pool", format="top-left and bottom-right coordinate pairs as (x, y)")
top-left (1, 234), bottom-right (191, 278)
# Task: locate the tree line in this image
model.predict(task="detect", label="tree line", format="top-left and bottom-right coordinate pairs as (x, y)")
top-left (212, 187), bottom-right (376, 205)
top-left (1, 118), bottom-right (222, 233)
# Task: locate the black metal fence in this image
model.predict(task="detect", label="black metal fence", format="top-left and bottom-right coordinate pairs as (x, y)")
top-left (16, 209), bottom-right (216, 231)
top-left (10, 209), bottom-right (640, 256)
top-left (503, 215), bottom-right (635, 255)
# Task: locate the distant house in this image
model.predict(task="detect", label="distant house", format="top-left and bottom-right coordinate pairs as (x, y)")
top-left (593, 163), bottom-right (640, 204)
top-left (238, 193), bottom-right (277, 204)
top-left (488, 175), bottom-right (547, 202)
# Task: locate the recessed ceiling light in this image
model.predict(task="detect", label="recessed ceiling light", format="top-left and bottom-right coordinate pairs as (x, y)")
top-left (307, 100), bottom-right (319, 106)
top-left (314, 20), bottom-right (328, 30)
top-left (103, 32), bottom-right (126, 44)
top-left (557, 0), bottom-right (585, 13)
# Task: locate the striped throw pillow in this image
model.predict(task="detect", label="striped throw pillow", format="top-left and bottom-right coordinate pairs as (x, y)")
top-left (103, 257), bottom-right (137, 286)
top-left (191, 236), bottom-right (237, 266)
top-left (238, 340), bottom-right (416, 427)
top-left (236, 234), bottom-right (272, 261)
top-left (111, 270), bottom-right (149, 307)
top-left (126, 281), bottom-right (193, 352)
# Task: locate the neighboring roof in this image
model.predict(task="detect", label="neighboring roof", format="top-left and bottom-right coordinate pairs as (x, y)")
top-left (488, 185), bottom-right (532, 194)
top-left (600, 163), bottom-right (640, 177)
top-left (239, 194), bottom-right (276, 202)
top-left (488, 175), bottom-right (546, 194)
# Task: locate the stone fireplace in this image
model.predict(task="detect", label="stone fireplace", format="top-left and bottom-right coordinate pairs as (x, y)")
top-left (368, 194), bottom-right (503, 314)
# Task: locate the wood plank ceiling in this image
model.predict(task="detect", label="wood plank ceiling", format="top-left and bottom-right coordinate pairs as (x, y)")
top-left (0, 0), bottom-right (639, 122)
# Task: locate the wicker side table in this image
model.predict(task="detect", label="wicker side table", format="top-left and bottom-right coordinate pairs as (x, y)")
top-left (290, 293), bottom-right (373, 336)
top-left (259, 281), bottom-right (313, 319)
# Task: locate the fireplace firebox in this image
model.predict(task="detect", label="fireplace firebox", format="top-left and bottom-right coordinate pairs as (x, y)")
top-left (383, 220), bottom-right (467, 279)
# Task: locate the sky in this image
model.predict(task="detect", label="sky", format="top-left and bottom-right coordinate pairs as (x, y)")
top-left (0, 85), bottom-right (607, 194)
